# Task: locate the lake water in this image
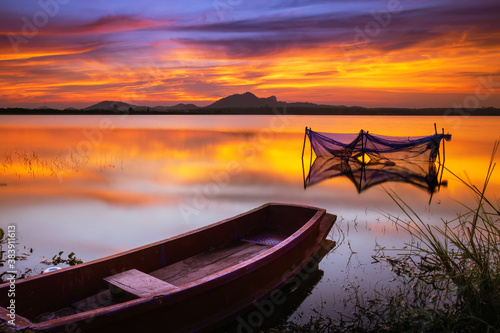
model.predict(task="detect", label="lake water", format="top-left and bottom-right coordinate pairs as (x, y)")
top-left (1, 114), bottom-right (499, 328)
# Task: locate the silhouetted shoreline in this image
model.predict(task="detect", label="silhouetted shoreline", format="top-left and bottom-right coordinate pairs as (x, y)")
top-left (1, 106), bottom-right (500, 116)
top-left (3, 93), bottom-right (499, 116)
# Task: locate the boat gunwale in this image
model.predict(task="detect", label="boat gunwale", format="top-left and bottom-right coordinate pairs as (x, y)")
top-left (1, 203), bottom-right (326, 331)
top-left (34, 207), bottom-right (325, 330)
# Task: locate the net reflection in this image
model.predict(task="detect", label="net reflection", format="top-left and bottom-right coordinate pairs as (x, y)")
top-left (303, 128), bottom-right (451, 197)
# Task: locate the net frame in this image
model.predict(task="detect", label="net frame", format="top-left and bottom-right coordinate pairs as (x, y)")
top-left (302, 127), bottom-right (452, 195)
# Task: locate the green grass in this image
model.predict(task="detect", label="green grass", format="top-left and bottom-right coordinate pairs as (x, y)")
top-left (268, 141), bottom-right (500, 333)
top-left (383, 141), bottom-right (500, 332)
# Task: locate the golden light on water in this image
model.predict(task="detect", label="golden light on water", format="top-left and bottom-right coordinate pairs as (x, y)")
top-left (1, 118), bottom-right (498, 200)
top-left (0, 115), bottom-right (498, 282)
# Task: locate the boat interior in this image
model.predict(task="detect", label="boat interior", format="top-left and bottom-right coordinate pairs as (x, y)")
top-left (34, 228), bottom-right (291, 323)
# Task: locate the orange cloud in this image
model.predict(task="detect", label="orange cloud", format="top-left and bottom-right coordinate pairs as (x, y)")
top-left (1, 2), bottom-right (499, 108)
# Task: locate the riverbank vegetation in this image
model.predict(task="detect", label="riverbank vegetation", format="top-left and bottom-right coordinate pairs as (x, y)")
top-left (277, 142), bottom-right (500, 332)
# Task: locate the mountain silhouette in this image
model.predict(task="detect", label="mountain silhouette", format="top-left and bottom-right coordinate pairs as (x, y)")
top-left (163, 103), bottom-right (199, 110)
top-left (81, 92), bottom-right (322, 111)
top-left (84, 101), bottom-right (136, 111)
top-left (206, 92), bottom-right (286, 108)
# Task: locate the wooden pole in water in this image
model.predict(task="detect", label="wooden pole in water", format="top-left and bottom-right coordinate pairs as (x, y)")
top-left (309, 130), bottom-right (313, 172)
top-left (361, 129), bottom-right (365, 165)
top-left (434, 123), bottom-right (441, 167)
top-left (301, 127), bottom-right (308, 189)
top-left (441, 128), bottom-right (446, 170)
top-left (439, 128), bottom-right (446, 190)
top-left (301, 127), bottom-right (307, 161)
top-left (442, 128), bottom-right (446, 165)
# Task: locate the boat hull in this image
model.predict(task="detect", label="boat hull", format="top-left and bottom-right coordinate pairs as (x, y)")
top-left (0, 203), bottom-right (335, 332)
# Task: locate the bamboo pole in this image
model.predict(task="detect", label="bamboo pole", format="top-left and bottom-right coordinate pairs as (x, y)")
top-left (301, 127), bottom-right (308, 189)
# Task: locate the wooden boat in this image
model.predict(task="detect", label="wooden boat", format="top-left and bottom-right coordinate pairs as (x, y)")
top-left (0, 203), bottom-right (336, 332)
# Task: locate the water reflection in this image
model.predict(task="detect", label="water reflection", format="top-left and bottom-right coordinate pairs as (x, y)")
top-left (0, 115), bottom-right (499, 328)
top-left (304, 154), bottom-right (447, 194)
top-left (302, 128), bottom-right (451, 199)
top-left (1, 118), bottom-right (499, 258)
top-left (216, 240), bottom-right (335, 333)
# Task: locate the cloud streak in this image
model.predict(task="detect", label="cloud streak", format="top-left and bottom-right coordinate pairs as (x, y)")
top-left (0, 0), bottom-right (499, 108)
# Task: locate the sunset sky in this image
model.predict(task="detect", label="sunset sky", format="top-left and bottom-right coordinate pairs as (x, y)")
top-left (1, 0), bottom-right (499, 109)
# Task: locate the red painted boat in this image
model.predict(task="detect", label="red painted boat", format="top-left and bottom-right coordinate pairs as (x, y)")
top-left (0, 203), bottom-right (335, 332)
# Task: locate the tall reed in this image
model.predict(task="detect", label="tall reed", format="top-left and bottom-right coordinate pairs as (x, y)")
top-left (385, 141), bottom-right (500, 331)
top-left (278, 142), bottom-right (500, 333)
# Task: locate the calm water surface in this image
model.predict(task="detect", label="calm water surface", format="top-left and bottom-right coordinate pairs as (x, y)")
top-left (1, 115), bottom-right (499, 326)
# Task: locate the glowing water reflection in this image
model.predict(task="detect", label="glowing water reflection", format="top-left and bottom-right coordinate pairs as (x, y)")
top-left (0, 115), bottom-right (499, 325)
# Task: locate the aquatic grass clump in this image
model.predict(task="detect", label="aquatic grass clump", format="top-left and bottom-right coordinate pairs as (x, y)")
top-left (383, 141), bottom-right (500, 332)
top-left (271, 142), bottom-right (500, 333)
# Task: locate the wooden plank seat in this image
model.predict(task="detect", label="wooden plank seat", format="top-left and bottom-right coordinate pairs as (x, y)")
top-left (150, 241), bottom-right (271, 286)
top-left (104, 269), bottom-right (176, 298)
top-left (104, 234), bottom-right (287, 298)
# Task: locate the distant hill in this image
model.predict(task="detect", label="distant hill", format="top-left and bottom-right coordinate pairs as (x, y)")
top-left (161, 103), bottom-right (199, 111)
top-left (206, 92), bottom-right (287, 108)
top-left (3, 92), bottom-right (500, 115)
top-left (82, 93), bottom-right (324, 111)
top-left (84, 101), bottom-right (137, 111)
top-left (287, 101), bottom-right (330, 108)
top-left (84, 101), bottom-right (199, 112)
